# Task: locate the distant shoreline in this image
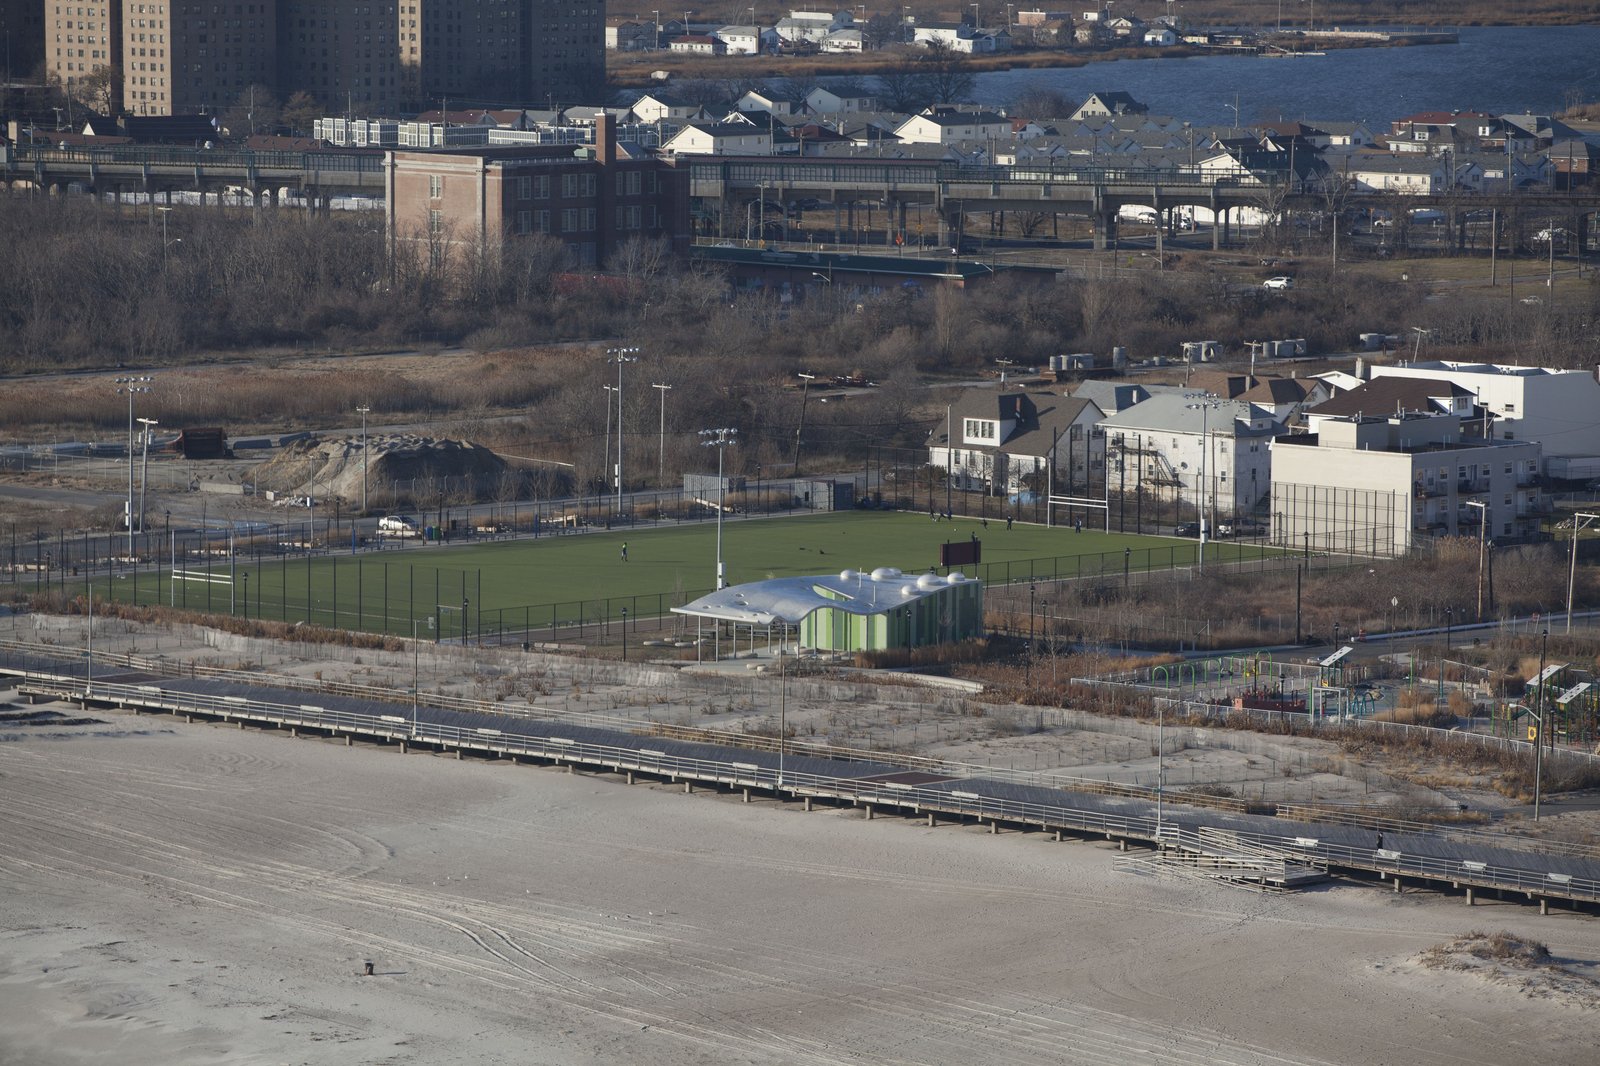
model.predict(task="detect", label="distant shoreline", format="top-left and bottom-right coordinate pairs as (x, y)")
top-left (607, 32), bottom-right (1464, 90)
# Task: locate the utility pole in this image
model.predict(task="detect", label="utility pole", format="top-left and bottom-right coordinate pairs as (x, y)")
top-left (792, 373), bottom-right (816, 476)
top-left (652, 382), bottom-right (672, 483)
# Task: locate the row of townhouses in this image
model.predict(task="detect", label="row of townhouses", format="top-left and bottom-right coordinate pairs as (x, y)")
top-left (925, 361), bottom-right (1600, 557)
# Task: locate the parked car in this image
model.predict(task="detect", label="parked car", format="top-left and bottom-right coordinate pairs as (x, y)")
top-left (1262, 276), bottom-right (1294, 291)
top-left (377, 514), bottom-right (421, 537)
top-left (1174, 522), bottom-right (1201, 537)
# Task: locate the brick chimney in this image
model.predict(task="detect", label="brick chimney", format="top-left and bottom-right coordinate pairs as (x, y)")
top-left (596, 112), bottom-right (616, 166)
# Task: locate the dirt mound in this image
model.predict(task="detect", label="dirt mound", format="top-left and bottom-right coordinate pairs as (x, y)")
top-left (253, 434), bottom-right (506, 503)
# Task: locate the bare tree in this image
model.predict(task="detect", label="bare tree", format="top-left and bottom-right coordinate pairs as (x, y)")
top-left (922, 40), bottom-right (976, 105)
top-left (873, 50), bottom-right (929, 113)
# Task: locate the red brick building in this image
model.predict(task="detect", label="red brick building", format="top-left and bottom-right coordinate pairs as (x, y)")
top-left (384, 115), bottom-right (689, 268)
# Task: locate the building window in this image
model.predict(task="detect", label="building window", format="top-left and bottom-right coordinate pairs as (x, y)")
top-left (517, 175), bottom-right (532, 199)
top-left (428, 174), bottom-right (442, 198)
top-left (561, 173), bottom-right (578, 198)
top-left (517, 210), bottom-right (532, 234)
top-left (428, 209), bottom-right (443, 235)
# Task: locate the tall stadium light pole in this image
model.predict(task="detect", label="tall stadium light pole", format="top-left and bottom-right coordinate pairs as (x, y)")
top-left (701, 428), bottom-right (737, 588)
top-left (652, 382), bottom-right (673, 483)
top-left (1566, 512), bottom-right (1599, 634)
top-left (116, 376), bottom-right (153, 555)
top-left (1185, 394), bottom-right (1222, 572)
top-left (357, 404), bottom-right (371, 514)
top-left (608, 347), bottom-right (639, 515)
top-left (136, 417), bottom-right (158, 539)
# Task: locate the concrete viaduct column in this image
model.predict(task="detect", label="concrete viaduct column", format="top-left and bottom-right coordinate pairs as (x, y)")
top-left (1091, 209), bottom-right (1118, 251)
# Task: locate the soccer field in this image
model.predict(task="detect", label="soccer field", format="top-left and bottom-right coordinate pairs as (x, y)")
top-left (136, 511), bottom-right (1273, 635)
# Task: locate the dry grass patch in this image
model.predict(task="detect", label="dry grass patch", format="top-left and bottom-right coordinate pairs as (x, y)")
top-left (1415, 931), bottom-right (1600, 1008)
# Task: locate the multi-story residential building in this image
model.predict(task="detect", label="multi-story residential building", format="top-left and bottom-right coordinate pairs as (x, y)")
top-left (1099, 394), bottom-right (1284, 522)
top-left (121, 2), bottom-right (281, 118)
top-left (2, 0), bottom-right (46, 78)
top-left (927, 389), bottom-right (1105, 497)
top-left (46, 1), bottom-right (120, 111)
top-left (46, 2), bottom-right (599, 121)
top-left (1366, 361), bottom-right (1600, 482)
top-left (1272, 411), bottom-right (1544, 556)
top-left (280, 2), bottom-right (397, 117)
top-left (385, 114), bottom-right (689, 269)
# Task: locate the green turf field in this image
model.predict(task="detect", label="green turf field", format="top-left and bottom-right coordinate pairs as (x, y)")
top-left (117, 511), bottom-right (1275, 635)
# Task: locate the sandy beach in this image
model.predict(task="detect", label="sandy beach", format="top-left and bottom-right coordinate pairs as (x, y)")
top-left (2, 687), bottom-right (1597, 1066)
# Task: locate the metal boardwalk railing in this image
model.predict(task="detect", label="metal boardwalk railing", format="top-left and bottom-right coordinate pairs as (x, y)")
top-left (5, 654), bottom-right (1599, 912)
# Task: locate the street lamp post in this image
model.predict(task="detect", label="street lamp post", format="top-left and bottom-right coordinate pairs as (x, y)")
top-left (608, 347), bottom-right (639, 515)
top-left (412, 618), bottom-right (423, 737)
top-left (357, 404), bottom-right (371, 513)
top-left (1534, 627), bottom-right (1549, 820)
top-left (1156, 696), bottom-right (1167, 842)
top-left (778, 646), bottom-right (788, 787)
top-left (652, 382), bottom-right (672, 484)
top-left (1565, 512), bottom-right (1598, 634)
top-left (1463, 498), bottom-right (1487, 621)
top-left (116, 376), bottom-right (153, 555)
top-left (701, 428), bottom-right (737, 588)
top-left (1025, 583), bottom-right (1036, 685)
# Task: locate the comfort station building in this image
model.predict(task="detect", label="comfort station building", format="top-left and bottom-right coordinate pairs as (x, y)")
top-left (672, 568), bottom-right (983, 657)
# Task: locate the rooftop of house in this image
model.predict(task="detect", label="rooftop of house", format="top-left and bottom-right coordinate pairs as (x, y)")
top-left (932, 389), bottom-right (1102, 457)
top-left (1097, 393), bottom-right (1282, 437)
top-left (1308, 377), bottom-right (1476, 418)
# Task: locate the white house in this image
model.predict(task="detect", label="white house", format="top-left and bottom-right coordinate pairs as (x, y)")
top-left (806, 87), bottom-right (878, 114)
top-left (661, 121), bottom-right (775, 155)
top-left (1341, 153), bottom-right (1449, 195)
top-left (630, 93), bottom-right (709, 125)
top-left (606, 22), bottom-right (656, 51)
top-left (670, 34), bottom-right (726, 54)
top-left (911, 23), bottom-right (1006, 52)
top-left (1142, 27), bottom-right (1176, 46)
top-left (736, 89), bottom-right (807, 116)
top-left (822, 28), bottom-right (865, 51)
top-left (928, 389), bottom-right (1106, 496)
top-left (716, 26), bottom-right (782, 54)
top-left (776, 10), bottom-right (852, 44)
top-left (1070, 92), bottom-right (1148, 121)
top-left (1099, 394), bottom-right (1285, 519)
top-left (893, 108), bottom-right (1012, 147)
